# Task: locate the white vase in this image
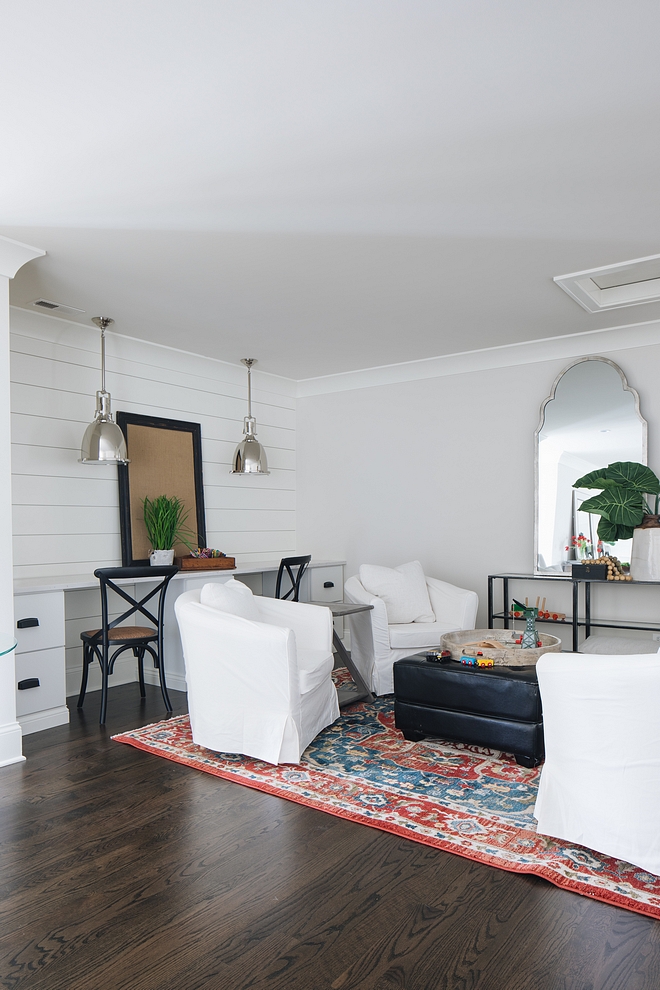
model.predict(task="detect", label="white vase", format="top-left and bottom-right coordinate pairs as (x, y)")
top-left (630, 520), bottom-right (660, 581)
top-left (150, 549), bottom-right (175, 566)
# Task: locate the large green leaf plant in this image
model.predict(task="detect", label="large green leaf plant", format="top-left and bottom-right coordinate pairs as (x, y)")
top-left (573, 461), bottom-right (660, 543)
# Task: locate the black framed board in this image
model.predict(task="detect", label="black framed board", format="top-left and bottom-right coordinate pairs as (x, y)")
top-left (117, 412), bottom-right (206, 565)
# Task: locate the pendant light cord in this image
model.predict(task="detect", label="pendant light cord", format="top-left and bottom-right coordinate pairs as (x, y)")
top-left (242, 357), bottom-right (255, 419)
top-left (100, 324), bottom-right (106, 394)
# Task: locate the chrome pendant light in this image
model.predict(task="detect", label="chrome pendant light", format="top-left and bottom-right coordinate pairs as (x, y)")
top-left (230, 358), bottom-right (269, 474)
top-left (79, 317), bottom-right (129, 464)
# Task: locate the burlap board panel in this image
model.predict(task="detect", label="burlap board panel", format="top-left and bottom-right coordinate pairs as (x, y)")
top-left (126, 424), bottom-right (197, 560)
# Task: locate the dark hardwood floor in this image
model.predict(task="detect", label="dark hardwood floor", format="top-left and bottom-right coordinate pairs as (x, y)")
top-left (1, 684), bottom-right (658, 990)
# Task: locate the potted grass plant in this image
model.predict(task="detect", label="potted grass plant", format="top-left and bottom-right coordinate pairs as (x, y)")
top-left (143, 495), bottom-right (195, 565)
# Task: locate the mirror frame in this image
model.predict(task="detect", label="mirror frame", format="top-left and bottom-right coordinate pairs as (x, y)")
top-left (534, 356), bottom-right (647, 574)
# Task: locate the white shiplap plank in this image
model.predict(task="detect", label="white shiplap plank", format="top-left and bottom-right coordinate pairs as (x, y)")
top-left (14, 559), bottom-right (121, 581)
top-left (202, 530), bottom-right (296, 555)
top-left (11, 444), bottom-right (112, 478)
top-left (65, 610), bottom-right (131, 650)
top-left (13, 533), bottom-right (122, 568)
top-left (11, 412), bottom-right (84, 450)
top-left (12, 504), bottom-right (121, 537)
top-left (63, 588), bottom-right (103, 621)
top-left (202, 462), bottom-right (294, 488)
top-left (203, 486), bottom-right (295, 511)
top-left (205, 508), bottom-right (296, 534)
top-left (12, 473), bottom-right (118, 507)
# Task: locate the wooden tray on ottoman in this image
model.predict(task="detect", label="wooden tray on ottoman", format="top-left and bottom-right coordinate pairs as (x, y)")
top-left (441, 628), bottom-right (561, 666)
top-left (175, 556), bottom-right (236, 570)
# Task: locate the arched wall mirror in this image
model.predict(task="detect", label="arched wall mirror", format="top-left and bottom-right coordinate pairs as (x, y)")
top-left (534, 357), bottom-right (647, 574)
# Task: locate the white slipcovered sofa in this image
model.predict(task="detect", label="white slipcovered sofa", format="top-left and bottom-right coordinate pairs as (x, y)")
top-left (535, 650), bottom-right (660, 875)
top-left (175, 579), bottom-right (340, 765)
top-left (344, 561), bottom-right (478, 695)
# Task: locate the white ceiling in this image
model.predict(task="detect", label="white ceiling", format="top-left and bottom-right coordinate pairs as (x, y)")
top-left (2, 0), bottom-right (660, 379)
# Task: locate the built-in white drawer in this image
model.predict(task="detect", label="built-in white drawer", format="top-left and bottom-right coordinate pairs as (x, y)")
top-left (15, 647), bottom-right (67, 717)
top-left (14, 592), bottom-right (65, 654)
top-left (309, 565), bottom-right (344, 603)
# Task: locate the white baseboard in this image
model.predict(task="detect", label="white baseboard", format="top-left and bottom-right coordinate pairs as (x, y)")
top-left (142, 668), bottom-right (188, 693)
top-left (19, 705), bottom-right (69, 736)
top-left (0, 721), bottom-right (26, 765)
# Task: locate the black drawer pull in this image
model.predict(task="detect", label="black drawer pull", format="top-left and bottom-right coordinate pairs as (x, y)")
top-left (323, 581), bottom-right (335, 588)
top-left (17, 617), bottom-right (39, 629)
top-left (18, 678), bottom-right (40, 691)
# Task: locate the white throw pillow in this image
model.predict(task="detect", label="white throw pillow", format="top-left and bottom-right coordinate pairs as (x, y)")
top-left (359, 561), bottom-right (435, 623)
top-left (200, 579), bottom-right (260, 621)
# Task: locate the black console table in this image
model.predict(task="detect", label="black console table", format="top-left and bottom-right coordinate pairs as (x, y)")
top-left (488, 573), bottom-right (660, 652)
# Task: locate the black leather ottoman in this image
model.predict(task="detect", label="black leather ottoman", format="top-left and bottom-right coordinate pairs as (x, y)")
top-left (393, 654), bottom-right (544, 767)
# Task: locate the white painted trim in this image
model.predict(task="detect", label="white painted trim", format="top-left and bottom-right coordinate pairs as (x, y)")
top-left (142, 668), bottom-right (187, 693)
top-left (296, 318), bottom-right (660, 396)
top-left (0, 237), bottom-right (45, 279)
top-left (18, 705), bottom-right (69, 736)
top-left (554, 253), bottom-right (660, 313)
top-left (0, 721), bottom-right (26, 765)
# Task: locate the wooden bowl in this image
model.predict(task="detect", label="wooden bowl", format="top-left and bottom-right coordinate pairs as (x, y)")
top-left (440, 628), bottom-right (562, 666)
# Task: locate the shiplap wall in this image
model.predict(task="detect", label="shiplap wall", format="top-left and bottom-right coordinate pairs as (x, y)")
top-left (10, 307), bottom-right (297, 578)
top-left (10, 307), bottom-right (297, 691)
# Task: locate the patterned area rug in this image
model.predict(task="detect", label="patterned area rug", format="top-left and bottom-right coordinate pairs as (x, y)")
top-left (113, 694), bottom-right (660, 920)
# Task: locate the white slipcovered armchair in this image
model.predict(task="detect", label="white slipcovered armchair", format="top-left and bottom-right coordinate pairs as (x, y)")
top-left (535, 651), bottom-right (660, 875)
top-left (344, 562), bottom-right (479, 695)
top-left (175, 580), bottom-right (340, 765)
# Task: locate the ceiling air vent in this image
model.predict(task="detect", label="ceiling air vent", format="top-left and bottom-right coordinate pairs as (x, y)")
top-left (554, 254), bottom-right (660, 313)
top-left (31, 299), bottom-right (85, 315)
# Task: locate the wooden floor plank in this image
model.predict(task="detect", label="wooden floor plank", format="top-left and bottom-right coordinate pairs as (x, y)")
top-left (1, 684), bottom-right (658, 990)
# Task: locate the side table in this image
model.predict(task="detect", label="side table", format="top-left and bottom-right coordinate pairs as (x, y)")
top-left (307, 601), bottom-right (375, 707)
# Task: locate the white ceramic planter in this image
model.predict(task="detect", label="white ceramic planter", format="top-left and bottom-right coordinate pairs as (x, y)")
top-left (150, 549), bottom-right (175, 566)
top-left (630, 525), bottom-right (660, 581)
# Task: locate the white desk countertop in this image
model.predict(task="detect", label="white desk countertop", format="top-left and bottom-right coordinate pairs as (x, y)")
top-left (14, 560), bottom-right (346, 595)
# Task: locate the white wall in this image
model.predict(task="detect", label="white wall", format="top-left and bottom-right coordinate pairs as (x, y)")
top-left (297, 333), bottom-right (660, 647)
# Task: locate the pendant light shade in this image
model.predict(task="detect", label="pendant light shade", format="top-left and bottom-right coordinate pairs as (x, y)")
top-left (230, 358), bottom-right (269, 475)
top-left (80, 317), bottom-right (129, 464)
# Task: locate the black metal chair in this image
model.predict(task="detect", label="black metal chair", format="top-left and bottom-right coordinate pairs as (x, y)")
top-left (78, 565), bottom-right (179, 724)
top-left (274, 555), bottom-right (312, 602)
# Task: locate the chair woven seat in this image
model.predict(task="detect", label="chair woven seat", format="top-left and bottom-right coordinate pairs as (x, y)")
top-left (81, 626), bottom-right (157, 641)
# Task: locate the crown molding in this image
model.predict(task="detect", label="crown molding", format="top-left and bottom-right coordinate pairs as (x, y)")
top-left (295, 318), bottom-right (660, 396)
top-left (0, 236), bottom-right (45, 279)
